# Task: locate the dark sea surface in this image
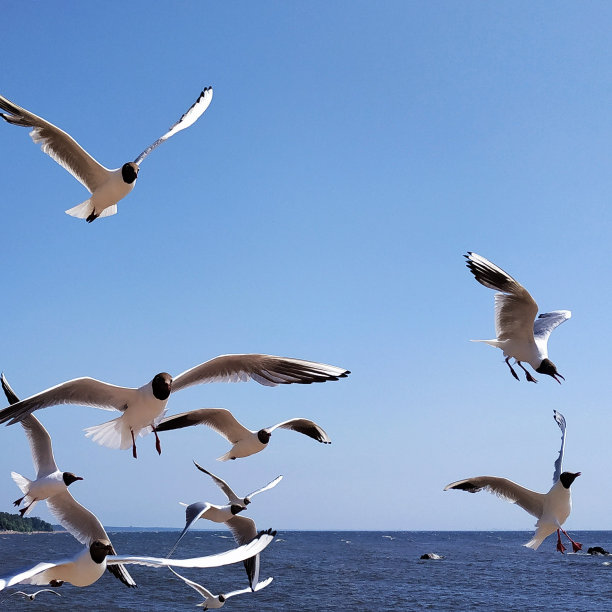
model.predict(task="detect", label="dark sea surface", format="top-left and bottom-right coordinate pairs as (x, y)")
top-left (1, 530), bottom-right (612, 611)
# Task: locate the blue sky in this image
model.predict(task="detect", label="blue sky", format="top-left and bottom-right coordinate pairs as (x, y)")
top-left (1, 2), bottom-right (612, 534)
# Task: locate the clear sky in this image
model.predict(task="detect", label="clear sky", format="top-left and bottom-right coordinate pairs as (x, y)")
top-left (1, 1), bottom-right (611, 533)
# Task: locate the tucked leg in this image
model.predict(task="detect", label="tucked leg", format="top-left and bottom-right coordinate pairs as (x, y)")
top-left (131, 429), bottom-right (137, 459)
top-left (13, 495), bottom-right (24, 507)
top-left (556, 529), bottom-right (566, 553)
top-left (517, 361), bottom-right (538, 383)
top-left (505, 357), bottom-right (519, 381)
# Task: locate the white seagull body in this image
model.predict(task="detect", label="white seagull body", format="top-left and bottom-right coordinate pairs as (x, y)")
top-left (0, 354), bottom-right (349, 458)
top-left (191, 462), bottom-right (282, 509)
top-left (444, 410), bottom-right (581, 553)
top-left (465, 252), bottom-right (570, 383)
top-left (168, 566), bottom-right (273, 609)
top-left (157, 408), bottom-right (331, 461)
top-left (0, 531), bottom-right (275, 591)
top-left (0, 87), bottom-right (213, 222)
top-left (1, 373), bottom-right (136, 588)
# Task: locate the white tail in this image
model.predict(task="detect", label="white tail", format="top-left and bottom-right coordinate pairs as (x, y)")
top-left (216, 450), bottom-right (233, 462)
top-left (84, 416), bottom-right (131, 450)
top-left (65, 198), bottom-right (95, 219)
top-left (10, 471), bottom-right (31, 494)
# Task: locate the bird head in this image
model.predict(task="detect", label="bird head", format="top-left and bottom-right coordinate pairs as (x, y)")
top-left (121, 162), bottom-right (139, 184)
top-left (218, 595), bottom-right (226, 603)
top-left (62, 472), bottom-right (84, 486)
top-left (243, 497), bottom-right (251, 505)
top-left (89, 539), bottom-right (113, 564)
top-left (230, 504), bottom-right (245, 515)
top-left (257, 429), bottom-right (271, 444)
top-left (535, 358), bottom-right (564, 384)
top-left (152, 373), bottom-right (172, 400)
top-left (560, 472), bottom-right (581, 489)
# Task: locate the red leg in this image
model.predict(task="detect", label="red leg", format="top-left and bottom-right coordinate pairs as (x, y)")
top-left (131, 430), bottom-right (137, 459)
top-left (560, 527), bottom-right (582, 552)
top-left (153, 427), bottom-right (162, 455)
top-left (556, 529), bottom-right (566, 553)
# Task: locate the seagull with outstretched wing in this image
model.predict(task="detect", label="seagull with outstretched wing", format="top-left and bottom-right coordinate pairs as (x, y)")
top-left (444, 410), bottom-right (581, 553)
top-left (0, 87), bottom-right (212, 221)
top-left (465, 252), bottom-right (570, 383)
top-left (157, 408), bottom-right (331, 461)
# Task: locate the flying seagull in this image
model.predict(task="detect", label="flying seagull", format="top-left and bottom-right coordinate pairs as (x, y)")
top-left (464, 252), bottom-right (570, 383)
top-left (10, 589), bottom-right (62, 600)
top-left (0, 87), bottom-right (213, 222)
top-left (157, 408), bottom-right (331, 461)
top-left (0, 531), bottom-right (275, 591)
top-left (1, 374), bottom-right (83, 516)
top-left (444, 410), bottom-right (581, 553)
top-left (168, 566), bottom-right (273, 609)
top-left (191, 462), bottom-right (282, 509)
top-left (0, 354), bottom-right (349, 458)
top-left (1, 373), bottom-right (136, 588)
top-left (168, 506), bottom-right (266, 590)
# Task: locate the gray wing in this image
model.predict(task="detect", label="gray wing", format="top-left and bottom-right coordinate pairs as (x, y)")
top-left (226, 516), bottom-right (259, 589)
top-left (133, 87), bottom-right (213, 165)
top-left (167, 502), bottom-right (211, 557)
top-left (465, 252), bottom-right (538, 342)
top-left (267, 418), bottom-right (331, 444)
top-left (157, 408), bottom-right (250, 444)
top-left (167, 566), bottom-right (214, 599)
top-left (171, 354), bottom-right (350, 393)
top-left (0, 94), bottom-right (110, 191)
top-left (444, 476), bottom-right (545, 519)
top-left (0, 561), bottom-right (63, 590)
top-left (552, 410), bottom-right (567, 484)
top-left (0, 378), bottom-right (137, 426)
top-left (193, 462), bottom-right (239, 502)
top-left (225, 576), bottom-right (273, 599)
top-left (1, 374), bottom-right (57, 477)
top-left (45, 490), bottom-right (136, 588)
top-left (534, 311), bottom-right (572, 353)
top-left (246, 475), bottom-right (283, 500)
top-left (109, 530), bottom-right (276, 569)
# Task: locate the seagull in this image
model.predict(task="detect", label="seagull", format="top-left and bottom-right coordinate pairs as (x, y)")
top-left (0, 354), bottom-right (349, 458)
top-left (10, 588), bottom-right (62, 600)
top-left (168, 504), bottom-right (266, 589)
top-left (0, 87), bottom-right (213, 222)
top-left (191, 462), bottom-right (282, 509)
top-left (1, 374), bottom-right (83, 517)
top-left (0, 531), bottom-right (276, 591)
top-left (1, 373), bottom-right (136, 588)
top-left (156, 408), bottom-right (331, 461)
top-left (168, 566), bottom-right (273, 609)
top-left (444, 410), bottom-right (582, 553)
top-left (464, 252), bottom-right (570, 383)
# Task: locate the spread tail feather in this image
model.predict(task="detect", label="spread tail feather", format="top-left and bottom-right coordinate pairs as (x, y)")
top-left (65, 198), bottom-right (95, 219)
top-left (524, 534), bottom-right (546, 550)
top-left (217, 449), bottom-right (233, 462)
top-left (11, 471), bottom-right (31, 494)
top-left (470, 339), bottom-right (505, 349)
top-left (84, 416), bottom-right (132, 450)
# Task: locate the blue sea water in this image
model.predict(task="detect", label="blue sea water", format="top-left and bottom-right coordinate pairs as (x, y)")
top-left (1, 531), bottom-right (611, 611)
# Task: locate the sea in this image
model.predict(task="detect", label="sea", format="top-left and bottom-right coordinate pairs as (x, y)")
top-left (1, 530), bottom-right (611, 611)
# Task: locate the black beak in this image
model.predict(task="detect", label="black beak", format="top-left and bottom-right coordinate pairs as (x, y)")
top-left (553, 373), bottom-right (565, 384)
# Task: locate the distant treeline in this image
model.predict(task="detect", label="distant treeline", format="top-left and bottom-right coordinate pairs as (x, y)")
top-left (0, 511), bottom-right (54, 532)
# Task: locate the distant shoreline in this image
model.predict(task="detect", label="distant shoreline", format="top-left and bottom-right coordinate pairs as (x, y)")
top-left (0, 530), bottom-right (66, 535)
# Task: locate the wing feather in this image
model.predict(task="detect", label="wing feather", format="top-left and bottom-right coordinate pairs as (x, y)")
top-left (157, 408), bottom-right (250, 444)
top-left (444, 476), bottom-right (545, 519)
top-left (552, 410), bottom-right (567, 484)
top-left (268, 418), bottom-right (331, 443)
top-left (171, 354), bottom-right (349, 393)
top-left (0, 378), bottom-right (137, 426)
top-left (0, 94), bottom-right (109, 191)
